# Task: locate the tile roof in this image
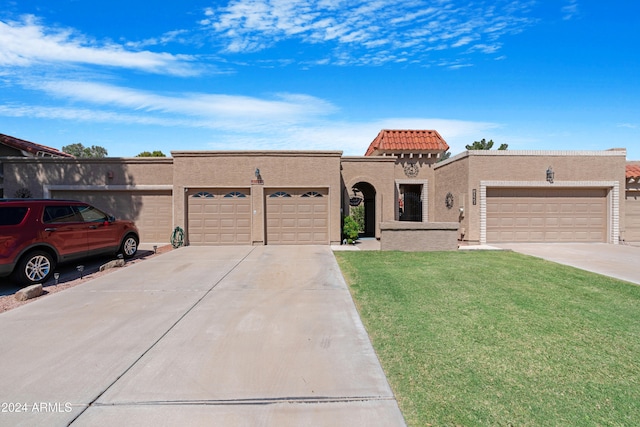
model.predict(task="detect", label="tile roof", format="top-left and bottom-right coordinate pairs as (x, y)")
top-left (365, 129), bottom-right (449, 156)
top-left (627, 164), bottom-right (640, 179)
top-left (0, 133), bottom-right (74, 158)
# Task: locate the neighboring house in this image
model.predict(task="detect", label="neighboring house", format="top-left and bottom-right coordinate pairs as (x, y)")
top-left (2, 130), bottom-right (639, 246)
top-left (626, 163), bottom-right (640, 242)
top-left (0, 133), bottom-right (74, 198)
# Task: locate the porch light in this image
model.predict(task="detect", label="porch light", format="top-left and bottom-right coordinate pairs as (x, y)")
top-left (349, 188), bottom-right (363, 207)
top-left (546, 167), bottom-right (554, 184)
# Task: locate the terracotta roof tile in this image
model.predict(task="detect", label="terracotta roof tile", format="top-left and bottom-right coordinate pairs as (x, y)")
top-left (0, 133), bottom-right (74, 158)
top-left (365, 129), bottom-right (449, 156)
top-left (627, 164), bottom-right (640, 179)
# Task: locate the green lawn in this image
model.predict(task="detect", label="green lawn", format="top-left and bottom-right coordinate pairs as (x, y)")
top-left (334, 250), bottom-right (640, 427)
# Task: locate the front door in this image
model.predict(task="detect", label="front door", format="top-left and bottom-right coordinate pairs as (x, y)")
top-left (400, 184), bottom-right (423, 222)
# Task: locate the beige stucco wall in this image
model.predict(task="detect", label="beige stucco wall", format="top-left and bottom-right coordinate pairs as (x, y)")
top-left (340, 157), bottom-right (396, 239)
top-left (2, 157), bottom-right (174, 198)
top-left (435, 150), bottom-right (627, 244)
top-left (172, 151), bottom-right (343, 245)
top-left (432, 155), bottom-right (469, 239)
top-left (380, 221), bottom-right (459, 251)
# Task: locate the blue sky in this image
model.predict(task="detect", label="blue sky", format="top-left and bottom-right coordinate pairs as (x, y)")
top-left (0, 0), bottom-right (638, 159)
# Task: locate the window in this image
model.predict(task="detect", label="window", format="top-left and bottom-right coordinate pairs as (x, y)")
top-left (301, 191), bottom-right (323, 198)
top-left (192, 191), bottom-right (214, 198)
top-left (224, 191), bottom-right (247, 198)
top-left (269, 191), bottom-right (292, 198)
top-left (43, 206), bottom-right (80, 223)
top-left (0, 207), bottom-right (28, 226)
top-left (75, 204), bottom-right (109, 222)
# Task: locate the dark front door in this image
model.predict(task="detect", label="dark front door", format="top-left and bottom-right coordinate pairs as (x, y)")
top-left (400, 184), bottom-right (422, 222)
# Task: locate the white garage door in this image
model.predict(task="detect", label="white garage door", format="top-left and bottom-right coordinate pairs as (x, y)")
top-left (52, 190), bottom-right (173, 244)
top-left (487, 188), bottom-right (607, 243)
top-left (187, 189), bottom-right (251, 245)
top-left (266, 189), bottom-right (329, 245)
top-left (625, 191), bottom-right (640, 242)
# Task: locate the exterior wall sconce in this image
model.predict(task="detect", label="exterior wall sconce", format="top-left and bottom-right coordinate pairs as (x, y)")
top-left (349, 188), bottom-right (363, 207)
top-left (546, 167), bottom-right (554, 184)
top-left (252, 168), bottom-right (264, 184)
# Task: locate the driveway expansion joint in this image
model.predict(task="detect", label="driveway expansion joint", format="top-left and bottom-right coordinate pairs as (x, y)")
top-left (68, 247), bottom-right (257, 425)
top-left (91, 395), bottom-right (398, 406)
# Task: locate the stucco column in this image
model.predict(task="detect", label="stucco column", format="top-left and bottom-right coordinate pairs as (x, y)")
top-left (251, 179), bottom-right (265, 245)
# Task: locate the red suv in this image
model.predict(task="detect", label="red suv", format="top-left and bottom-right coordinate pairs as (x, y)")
top-left (0, 199), bottom-right (139, 286)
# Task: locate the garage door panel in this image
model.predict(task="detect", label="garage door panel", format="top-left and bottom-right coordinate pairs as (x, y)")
top-left (487, 188), bottom-right (607, 243)
top-left (266, 188), bottom-right (329, 245)
top-left (530, 204), bottom-right (545, 213)
top-left (188, 189), bottom-right (251, 245)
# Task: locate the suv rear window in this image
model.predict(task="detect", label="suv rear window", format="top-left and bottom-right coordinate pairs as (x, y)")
top-left (43, 205), bottom-right (81, 223)
top-left (0, 207), bottom-right (28, 226)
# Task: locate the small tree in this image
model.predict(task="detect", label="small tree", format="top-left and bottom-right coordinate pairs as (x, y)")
top-left (465, 139), bottom-right (508, 150)
top-left (343, 216), bottom-right (360, 244)
top-left (437, 150), bottom-right (452, 162)
top-left (62, 143), bottom-right (108, 158)
top-left (136, 150), bottom-right (167, 157)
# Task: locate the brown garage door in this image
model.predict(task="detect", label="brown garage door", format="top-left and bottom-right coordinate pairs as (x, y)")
top-left (266, 189), bottom-right (328, 245)
top-left (52, 190), bottom-right (172, 244)
top-left (625, 191), bottom-right (640, 242)
top-left (487, 188), bottom-right (607, 243)
top-left (187, 189), bottom-right (251, 245)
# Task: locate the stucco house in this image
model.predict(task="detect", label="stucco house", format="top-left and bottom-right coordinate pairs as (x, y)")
top-left (2, 130), bottom-right (639, 248)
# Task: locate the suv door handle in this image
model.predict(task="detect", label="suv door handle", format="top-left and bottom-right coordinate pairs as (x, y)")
top-left (45, 228), bottom-right (57, 232)
top-left (89, 225), bottom-right (98, 229)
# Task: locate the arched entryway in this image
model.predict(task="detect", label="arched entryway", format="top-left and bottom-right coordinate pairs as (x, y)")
top-left (351, 182), bottom-right (376, 237)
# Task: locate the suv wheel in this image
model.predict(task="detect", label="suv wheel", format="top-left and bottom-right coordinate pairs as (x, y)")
top-left (15, 250), bottom-right (56, 286)
top-left (120, 235), bottom-right (138, 259)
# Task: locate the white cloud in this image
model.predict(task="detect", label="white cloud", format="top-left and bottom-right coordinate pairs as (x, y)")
top-left (19, 79), bottom-right (337, 131)
top-left (0, 15), bottom-right (198, 76)
top-left (561, 0), bottom-right (579, 20)
top-left (202, 117), bottom-right (502, 155)
top-left (202, 0), bottom-right (537, 65)
top-left (0, 77), bottom-right (499, 156)
top-left (617, 123), bottom-right (638, 129)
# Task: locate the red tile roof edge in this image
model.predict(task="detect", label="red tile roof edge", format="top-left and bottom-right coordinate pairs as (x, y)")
top-left (0, 133), bottom-right (74, 158)
top-left (365, 129), bottom-right (449, 156)
top-left (626, 164), bottom-right (640, 179)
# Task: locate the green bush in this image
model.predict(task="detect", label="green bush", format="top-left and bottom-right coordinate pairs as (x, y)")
top-left (350, 205), bottom-right (365, 232)
top-left (343, 216), bottom-right (360, 244)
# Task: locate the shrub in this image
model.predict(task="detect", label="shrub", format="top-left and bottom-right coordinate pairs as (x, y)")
top-left (343, 216), bottom-right (360, 244)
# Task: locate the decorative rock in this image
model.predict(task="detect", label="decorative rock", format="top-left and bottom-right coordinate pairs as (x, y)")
top-left (15, 284), bottom-right (44, 301)
top-left (99, 259), bottom-right (126, 272)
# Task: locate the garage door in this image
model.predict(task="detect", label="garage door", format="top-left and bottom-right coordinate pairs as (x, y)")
top-left (487, 188), bottom-right (607, 243)
top-left (266, 189), bottom-right (329, 245)
top-left (625, 191), bottom-right (640, 242)
top-left (187, 189), bottom-right (251, 245)
top-left (52, 190), bottom-right (173, 244)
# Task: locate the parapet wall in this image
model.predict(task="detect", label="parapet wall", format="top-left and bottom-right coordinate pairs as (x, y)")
top-left (380, 221), bottom-right (459, 252)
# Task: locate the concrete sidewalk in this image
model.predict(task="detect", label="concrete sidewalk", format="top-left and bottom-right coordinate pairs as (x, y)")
top-left (495, 243), bottom-right (640, 285)
top-left (0, 246), bottom-right (405, 426)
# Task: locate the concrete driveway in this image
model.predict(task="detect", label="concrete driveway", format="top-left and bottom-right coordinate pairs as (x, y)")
top-left (0, 246), bottom-right (405, 426)
top-left (495, 243), bottom-right (640, 285)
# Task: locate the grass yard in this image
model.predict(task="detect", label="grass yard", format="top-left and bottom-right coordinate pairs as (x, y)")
top-left (335, 250), bottom-right (640, 427)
